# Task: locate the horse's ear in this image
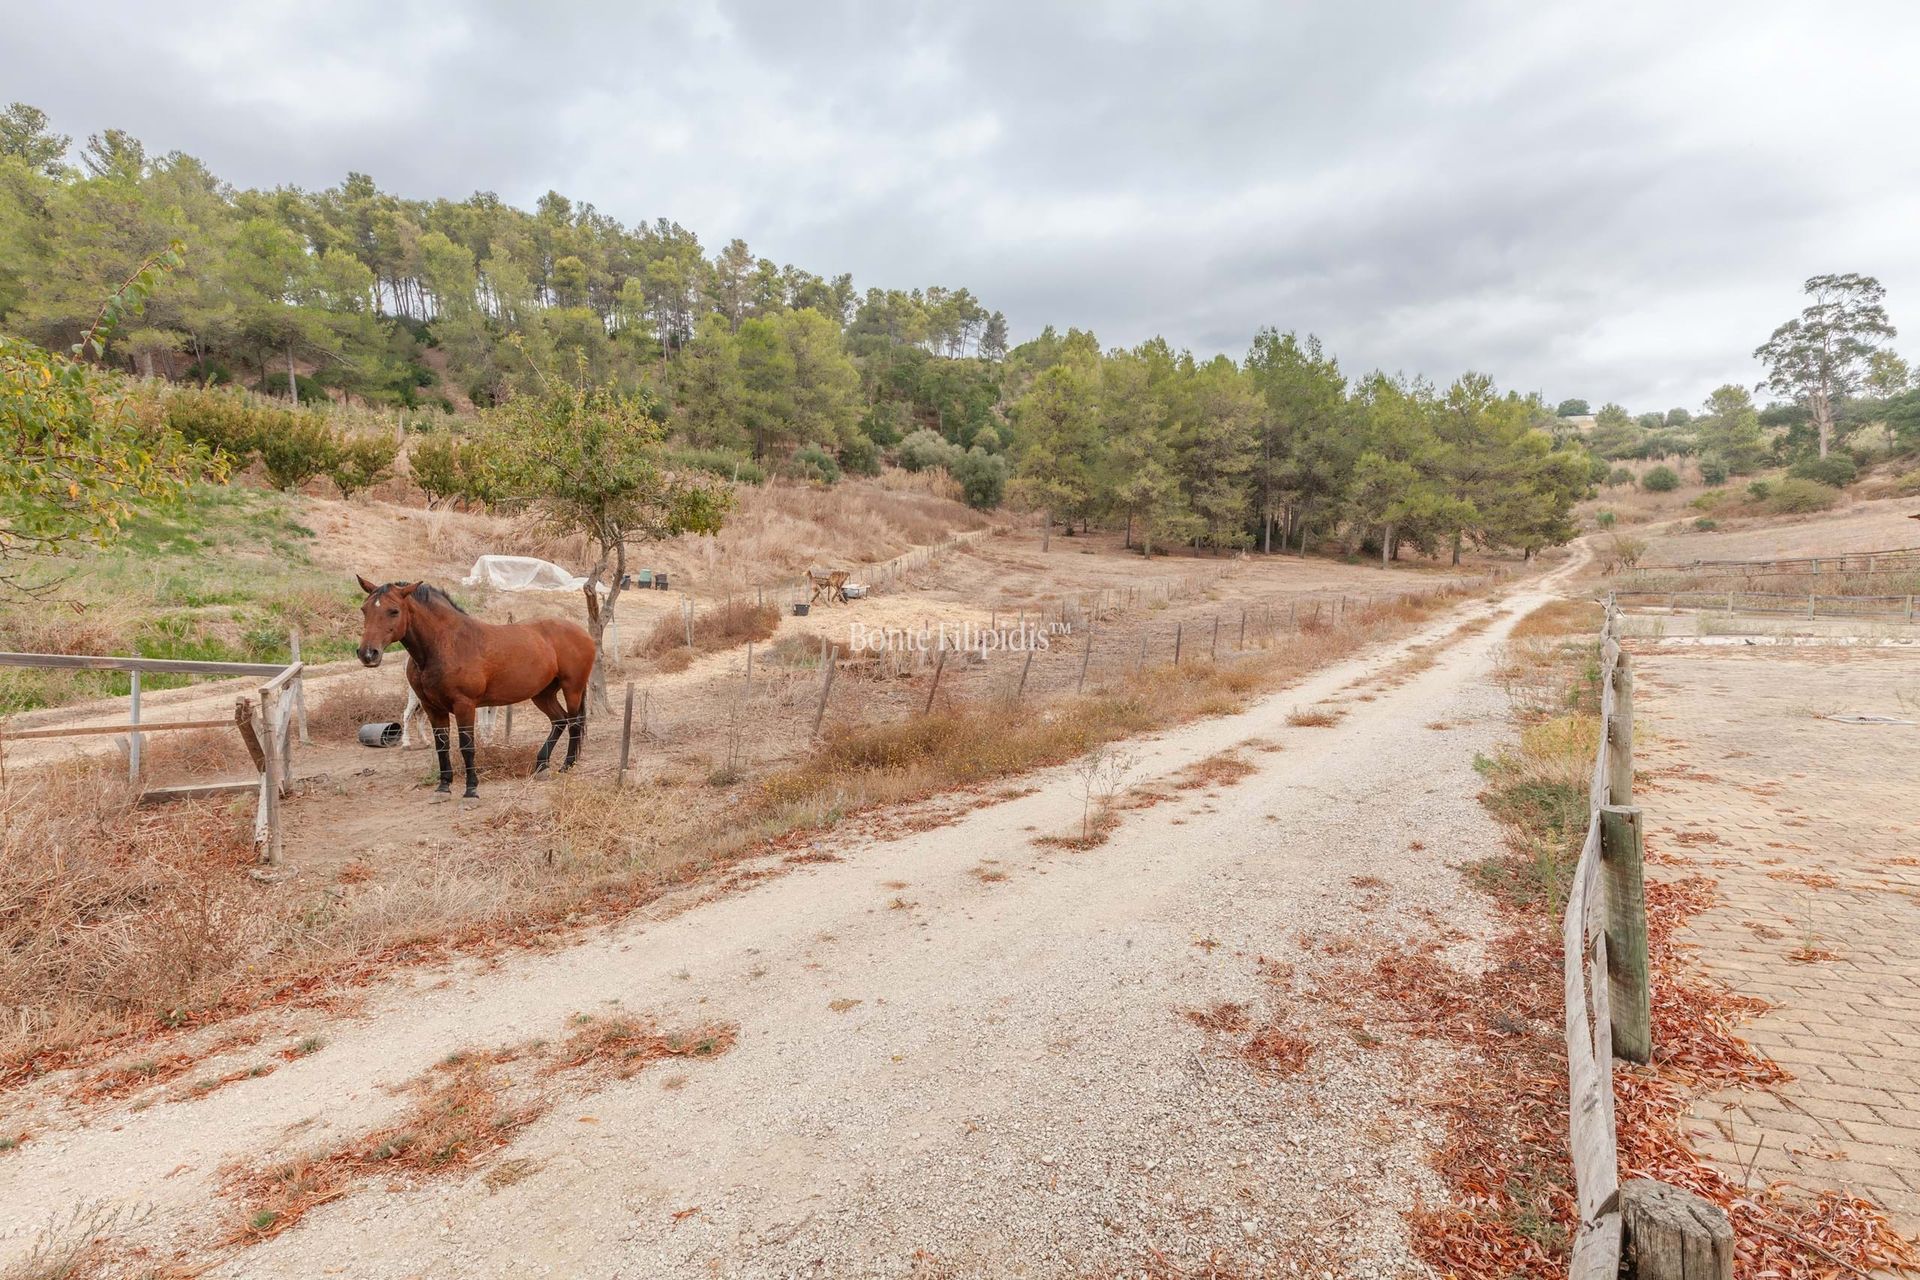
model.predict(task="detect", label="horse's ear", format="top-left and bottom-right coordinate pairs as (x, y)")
top-left (356, 574), bottom-right (379, 595)
top-left (392, 582), bottom-right (419, 599)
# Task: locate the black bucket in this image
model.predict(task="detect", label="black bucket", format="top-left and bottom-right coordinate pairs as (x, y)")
top-left (358, 722), bottom-right (402, 748)
top-left (792, 602), bottom-right (811, 616)
top-left (654, 574), bottom-right (670, 591)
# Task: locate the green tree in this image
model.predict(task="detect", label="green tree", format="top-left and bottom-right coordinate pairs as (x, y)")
top-left (1011, 357), bottom-right (1102, 550)
top-left (493, 377), bottom-right (731, 706)
top-left (1555, 398), bottom-right (1590, 417)
top-left (1755, 273), bottom-right (1896, 457)
top-left (1695, 384), bottom-right (1767, 475)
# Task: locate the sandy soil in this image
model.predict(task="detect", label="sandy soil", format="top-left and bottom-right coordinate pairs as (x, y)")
top-left (0, 552), bottom-right (1579, 1278)
top-left (1640, 493), bottom-right (1920, 565)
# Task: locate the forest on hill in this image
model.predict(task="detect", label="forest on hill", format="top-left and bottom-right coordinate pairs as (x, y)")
top-left (2, 101), bottom-right (1594, 562)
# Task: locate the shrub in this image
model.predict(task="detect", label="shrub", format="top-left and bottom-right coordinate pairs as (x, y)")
top-left (1762, 477), bottom-right (1840, 514)
top-left (1693, 517), bottom-right (1718, 532)
top-left (1698, 455), bottom-right (1728, 486)
top-left (258, 412), bottom-right (339, 491)
top-left (949, 446), bottom-right (1008, 510)
top-left (896, 428), bottom-right (961, 473)
top-left (1746, 480), bottom-right (1772, 501)
top-left (1641, 465), bottom-right (1680, 492)
top-left (665, 446), bottom-right (765, 485)
top-left (1605, 466), bottom-right (1636, 488)
top-left (1602, 533), bottom-right (1647, 572)
top-left (838, 434), bottom-right (882, 478)
top-left (1788, 454), bottom-right (1857, 487)
top-left (410, 432), bottom-right (459, 507)
top-left (164, 387), bottom-right (264, 464)
top-left (860, 400), bottom-right (911, 447)
top-left (258, 371), bottom-right (327, 403)
top-left (790, 442), bottom-right (840, 486)
top-left (1595, 511), bottom-right (1616, 528)
top-left (328, 432), bottom-right (399, 499)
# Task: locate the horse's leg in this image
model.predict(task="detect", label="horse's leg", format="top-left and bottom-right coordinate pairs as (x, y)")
top-left (530, 687), bottom-right (566, 774)
top-left (454, 703), bottom-right (480, 799)
top-left (559, 681), bottom-right (587, 772)
top-left (425, 704), bottom-right (454, 796)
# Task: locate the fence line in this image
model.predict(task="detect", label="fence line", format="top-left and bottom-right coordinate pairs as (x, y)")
top-left (0, 649), bottom-right (306, 865)
top-left (1563, 600), bottom-right (1734, 1278)
top-left (1633, 544), bottom-right (1920, 578)
top-left (1613, 589), bottom-right (1918, 621)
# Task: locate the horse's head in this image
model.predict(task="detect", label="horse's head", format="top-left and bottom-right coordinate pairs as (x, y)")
top-left (355, 575), bottom-right (417, 667)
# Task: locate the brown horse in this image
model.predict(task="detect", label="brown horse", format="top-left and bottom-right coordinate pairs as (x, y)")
top-left (355, 576), bottom-right (595, 798)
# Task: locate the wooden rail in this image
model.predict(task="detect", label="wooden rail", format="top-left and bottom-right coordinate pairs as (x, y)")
top-left (1633, 544), bottom-right (1920, 577)
top-left (1614, 589), bottom-right (1919, 621)
top-left (1566, 600), bottom-right (1732, 1278)
top-left (0, 648), bottom-right (306, 865)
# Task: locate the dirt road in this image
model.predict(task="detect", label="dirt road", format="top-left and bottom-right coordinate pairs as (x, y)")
top-left (0, 559), bottom-right (1578, 1279)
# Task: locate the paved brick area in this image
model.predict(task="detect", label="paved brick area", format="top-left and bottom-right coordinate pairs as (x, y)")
top-left (1630, 643), bottom-right (1920, 1232)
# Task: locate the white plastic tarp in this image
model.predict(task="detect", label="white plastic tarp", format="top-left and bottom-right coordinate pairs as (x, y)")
top-left (462, 555), bottom-right (588, 593)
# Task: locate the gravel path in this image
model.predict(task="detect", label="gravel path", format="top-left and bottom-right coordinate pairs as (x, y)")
top-left (0, 566), bottom-right (1575, 1279)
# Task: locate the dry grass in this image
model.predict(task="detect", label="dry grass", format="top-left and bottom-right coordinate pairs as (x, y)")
top-left (1284, 705), bottom-right (1343, 727)
top-left (639, 599), bottom-right (779, 660)
top-left (1508, 599), bottom-right (1604, 639)
top-left (0, 578), bottom-right (1480, 1090)
top-left (548, 1014), bottom-right (736, 1080)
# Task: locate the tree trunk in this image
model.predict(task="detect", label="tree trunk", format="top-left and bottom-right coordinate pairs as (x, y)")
top-left (1124, 509), bottom-right (1134, 550)
top-left (1451, 532), bottom-right (1462, 566)
top-left (583, 541), bottom-right (628, 711)
top-left (1042, 511), bottom-right (1052, 552)
top-left (1262, 510), bottom-right (1272, 555)
top-left (1815, 397), bottom-right (1832, 458)
top-left (286, 342), bottom-right (299, 406)
top-left (1381, 523), bottom-right (1393, 569)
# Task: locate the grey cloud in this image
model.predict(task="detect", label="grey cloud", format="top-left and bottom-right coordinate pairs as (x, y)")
top-left (4, 0), bottom-right (1916, 409)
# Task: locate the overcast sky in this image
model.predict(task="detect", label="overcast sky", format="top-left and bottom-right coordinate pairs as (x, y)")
top-left (7, 0), bottom-right (1917, 409)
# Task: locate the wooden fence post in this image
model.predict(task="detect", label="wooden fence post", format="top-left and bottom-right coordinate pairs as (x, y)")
top-left (1211, 616), bottom-right (1220, 660)
top-left (1620, 1180), bottom-right (1733, 1279)
top-left (1238, 609), bottom-right (1246, 651)
top-left (1601, 804), bottom-right (1652, 1064)
top-left (259, 690), bottom-right (282, 865)
top-left (924, 645), bottom-right (948, 714)
top-left (289, 628), bottom-right (310, 745)
top-left (743, 641), bottom-right (754, 701)
top-left (1016, 647), bottom-right (1035, 701)
top-left (812, 645), bottom-right (837, 736)
top-left (128, 668), bottom-right (142, 786)
top-left (617, 681), bottom-right (634, 782)
top-left (1608, 650), bottom-right (1634, 805)
top-left (1174, 621), bottom-right (1183, 665)
top-left (1077, 628), bottom-right (1093, 693)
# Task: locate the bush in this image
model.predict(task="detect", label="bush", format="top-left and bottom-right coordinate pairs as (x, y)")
top-left (258, 412), bottom-right (339, 491)
top-left (838, 434), bottom-right (882, 478)
top-left (860, 400), bottom-right (911, 447)
top-left (258, 371), bottom-right (327, 403)
top-left (949, 446), bottom-right (1008, 510)
top-left (896, 428), bottom-right (961, 473)
top-left (1788, 453), bottom-right (1857, 487)
top-left (1693, 517), bottom-right (1718, 532)
top-left (1641, 465), bottom-right (1680, 492)
top-left (1595, 511), bottom-right (1616, 528)
top-left (664, 446), bottom-right (765, 485)
top-left (1698, 456), bottom-right (1728, 486)
top-left (790, 442), bottom-right (841, 486)
top-left (1690, 489), bottom-right (1727, 511)
top-left (164, 387), bottom-right (264, 464)
top-left (329, 432), bottom-right (399, 499)
top-left (1606, 466), bottom-right (1636, 488)
top-left (1746, 480), bottom-right (1772, 501)
top-left (1763, 478), bottom-right (1840, 514)
top-left (410, 432), bottom-right (460, 506)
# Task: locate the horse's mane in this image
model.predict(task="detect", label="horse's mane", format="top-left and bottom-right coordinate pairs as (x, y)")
top-left (374, 581), bottom-right (468, 615)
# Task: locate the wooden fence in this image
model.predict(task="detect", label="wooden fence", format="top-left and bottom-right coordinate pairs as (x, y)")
top-left (1631, 544), bottom-right (1920, 579)
top-left (1566, 601), bottom-right (1734, 1278)
top-left (0, 647), bottom-right (307, 865)
top-left (1613, 589), bottom-right (1919, 622)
